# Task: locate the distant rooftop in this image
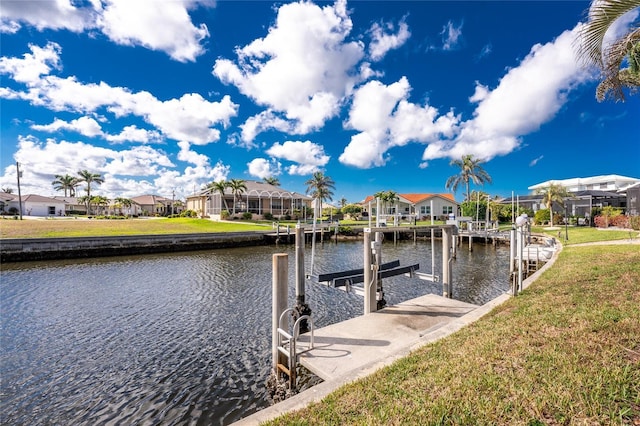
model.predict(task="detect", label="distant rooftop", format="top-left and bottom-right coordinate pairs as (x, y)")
top-left (528, 175), bottom-right (640, 192)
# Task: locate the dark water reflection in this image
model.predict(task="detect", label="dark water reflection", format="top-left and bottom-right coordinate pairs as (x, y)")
top-left (1, 240), bottom-right (509, 425)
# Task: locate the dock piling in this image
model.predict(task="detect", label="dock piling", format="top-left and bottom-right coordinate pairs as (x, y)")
top-left (272, 254), bottom-right (288, 376)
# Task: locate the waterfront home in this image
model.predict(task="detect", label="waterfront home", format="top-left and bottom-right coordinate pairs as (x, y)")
top-left (185, 180), bottom-right (313, 220)
top-left (131, 194), bottom-right (178, 216)
top-left (0, 193), bottom-right (67, 217)
top-left (360, 193), bottom-right (459, 221)
top-left (500, 174), bottom-right (640, 219)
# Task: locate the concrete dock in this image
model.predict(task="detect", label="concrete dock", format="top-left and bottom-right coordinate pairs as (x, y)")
top-left (297, 294), bottom-right (479, 381)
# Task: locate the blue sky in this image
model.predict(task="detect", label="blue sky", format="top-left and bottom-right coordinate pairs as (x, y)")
top-left (1, 0), bottom-right (639, 204)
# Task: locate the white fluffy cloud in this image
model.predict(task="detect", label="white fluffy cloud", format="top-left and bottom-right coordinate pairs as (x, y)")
top-left (266, 140), bottom-right (330, 175)
top-left (422, 26), bottom-right (590, 162)
top-left (0, 135), bottom-right (229, 199)
top-left (0, 0), bottom-right (213, 62)
top-left (31, 116), bottom-right (104, 138)
top-left (1, 43), bottom-right (238, 145)
top-left (213, 0), bottom-right (365, 143)
top-left (339, 77), bottom-right (459, 168)
top-left (368, 18), bottom-right (411, 61)
top-left (247, 158), bottom-right (282, 180)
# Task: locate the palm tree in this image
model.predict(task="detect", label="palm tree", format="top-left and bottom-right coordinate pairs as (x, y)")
top-left (339, 197), bottom-right (348, 208)
top-left (114, 197), bottom-right (132, 216)
top-left (228, 179), bottom-right (247, 214)
top-left (92, 195), bottom-right (110, 215)
top-left (305, 172), bottom-right (336, 219)
top-left (536, 183), bottom-right (571, 227)
top-left (576, 0), bottom-right (640, 102)
top-left (374, 190), bottom-right (399, 215)
top-left (263, 177), bottom-right (280, 187)
top-left (52, 174), bottom-right (78, 197)
top-left (445, 155), bottom-right (492, 202)
top-left (1, 187), bottom-right (13, 194)
top-left (207, 180), bottom-right (230, 213)
top-left (77, 170), bottom-right (104, 215)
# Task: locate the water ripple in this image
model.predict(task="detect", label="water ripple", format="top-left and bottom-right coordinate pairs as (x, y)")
top-left (1, 241), bottom-right (509, 425)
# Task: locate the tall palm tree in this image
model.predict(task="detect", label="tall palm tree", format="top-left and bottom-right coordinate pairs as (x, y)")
top-left (114, 197), bottom-right (132, 216)
top-left (536, 183), bottom-right (571, 227)
top-left (445, 155), bottom-right (492, 202)
top-left (77, 170), bottom-right (104, 199)
top-left (228, 179), bottom-right (247, 214)
top-left (576, 0), bottom-right (640, 102)
top-left (263, 176), bottom-right (280, 187)
top-left (92, 195), bottom-right (110, 215)
top-left (305, 172), bottom-right (335, 218)
top-left (339, 197), bottom-right (348, 208)
top-left (52, 174), bottom-right (78, 197)
top-left (77, 170), bottom-right (104, 214)
top-left (207, 180), bottom-right (230, 213)
top-left (1, 187), bottom-right (13, 194)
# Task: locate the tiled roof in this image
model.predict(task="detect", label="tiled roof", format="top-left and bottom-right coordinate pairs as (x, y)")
top-left (361, 193), bottom-right (457, 204)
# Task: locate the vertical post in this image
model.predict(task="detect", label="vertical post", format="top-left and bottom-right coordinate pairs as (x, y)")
top-left (295, 226), bottom-right (305, 304)
top-left (16, 162), bottom-right (23, 220)
top-left (442, 226), bottom-right (451, 298)
top-left (272, 253), bottom-right (288, 376)
top-left (363, 229), bottom-right (375, 314)
top-left (375, 231), bottom-right (385, 309)
top-left (293, 225), bottom-right (311, 333)
top-left (509, 227), bottom-right (516, 295)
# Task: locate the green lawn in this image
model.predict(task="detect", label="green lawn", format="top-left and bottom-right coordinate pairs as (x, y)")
top-left (0, 217), bottom-right (270, 238)
top-left (266, 244), bottom-right (640, 425)
top-left (533, 225), bottom-right (639, 245)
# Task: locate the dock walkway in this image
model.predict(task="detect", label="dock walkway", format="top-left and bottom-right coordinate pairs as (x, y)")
top-left (297, 294), bottom-right (479, 381)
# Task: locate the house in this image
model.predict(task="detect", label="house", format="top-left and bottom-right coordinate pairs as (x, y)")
top-left (52, 196), bottom-right (87, 215)
top-left (0, 193), bottom-right (68, 217)
top-left (360, 193), bottom-right (459, 221)
top-left (131, 194), bottom-right (177, 216)
top-left (185, 180), bottom-right (313, 220)
top-left (498, 174), bottom-right (640, 220)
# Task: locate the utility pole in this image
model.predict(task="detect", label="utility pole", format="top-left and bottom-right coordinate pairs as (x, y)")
top-left (16, 162), bottom-right (23, 220)
top-left (172, 189), bottom-right (175, 215)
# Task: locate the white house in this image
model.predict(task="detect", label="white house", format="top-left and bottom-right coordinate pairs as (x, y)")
top-left (0, 193), bottom-right (67, 217)
top-left (528, 175), bottom-right (640, 192)
top-left (361, 193), bottom-right (459, 221)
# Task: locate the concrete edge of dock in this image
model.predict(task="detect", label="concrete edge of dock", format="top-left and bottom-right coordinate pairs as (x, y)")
top-left (233, 243), bottom-right (563, 425)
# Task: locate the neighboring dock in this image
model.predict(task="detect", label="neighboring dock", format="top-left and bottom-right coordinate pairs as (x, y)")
top-left (297, 294), bottom-right (479, 381)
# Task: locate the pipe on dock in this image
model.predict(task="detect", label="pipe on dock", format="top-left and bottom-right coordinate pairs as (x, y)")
top-left (442, 226), bottom-right (452, 298)
top-left (272, 253), bottom-right (288, 375)
top-left (363, 229), bottom-right (375, 314)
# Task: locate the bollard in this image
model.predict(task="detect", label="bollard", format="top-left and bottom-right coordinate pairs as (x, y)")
top-left (272, 253), bottom-right (288, 376)
top-left (363, 229), bottom-right (375, 314)
top-left (293, 226), bottom-right (311, 333)
top-left (442, 226), bottom-right (452, 298)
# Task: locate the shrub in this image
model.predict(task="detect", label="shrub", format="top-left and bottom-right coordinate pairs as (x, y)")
top-left (594, 215), bottom-right (607, 228)
top-left (629, 216), bottom-right (640, 230)
top-left (534, 209), bottom-right (550, 225)
top-left (263, 212), bottom-right (274, 221)
top-left (220, 210), bottom-right (230, 220)
top-left (610, 215), bottom-right (629, 228)
top-left (180, 209), bottom-right (198, 218)
top-left (242, 212), bottom-right (253, 220)
top-left (338, 226), bottom-right (355, 236)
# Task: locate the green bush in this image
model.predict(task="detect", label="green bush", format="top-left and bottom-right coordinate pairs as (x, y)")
top-left (263, 212), bottom-right (274, 221)
top-left (180, 209), bottom-right (198, 217)
top-left (220, 210), bottom-right (230, 219)
top-left (242, 212), bottom-right (253, 220)
top-left (629, 216), bottom-right (640, 230)
top-left (534, 209), bottom-right (550, 225)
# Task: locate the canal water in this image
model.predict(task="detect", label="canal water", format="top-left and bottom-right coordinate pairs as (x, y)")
top-left (1, 239), bottom-right (510, 425)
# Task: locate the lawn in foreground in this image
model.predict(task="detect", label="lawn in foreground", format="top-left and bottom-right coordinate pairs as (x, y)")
top-left (0, 217), bottom-right (269, 238)
top-left (266, 245), bottom-right (640, 425)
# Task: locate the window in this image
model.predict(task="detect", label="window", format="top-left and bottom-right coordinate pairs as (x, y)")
top-left (442, 205), bottom-right (453, 214)
top-left (420, 205), bottom-right (430, 215)
top-left (48, 206), bottom-right (56, 215)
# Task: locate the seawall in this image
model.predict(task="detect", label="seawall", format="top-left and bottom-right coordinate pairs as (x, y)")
top-left (0, 232), bottom-right (272, 262)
